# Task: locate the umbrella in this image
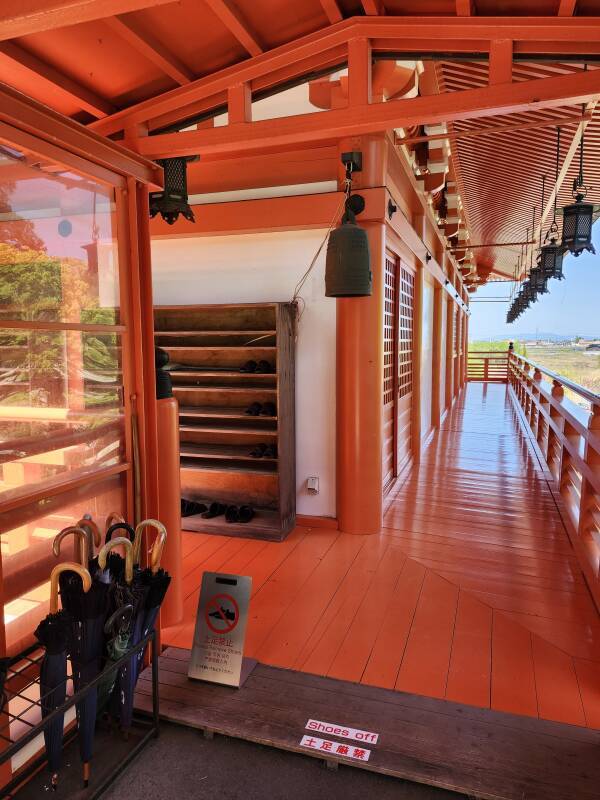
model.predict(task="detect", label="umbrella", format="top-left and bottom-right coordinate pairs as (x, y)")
top-left (98, 537), bottom-right (148, 738)
top-left (52, 526), bottom-right (90, 567)
top-left (76, 516), bottom-right (102, 566)
top-left (133, 527), bottom-right (170, 682)
top-left (59, 560), bottom-right (110, 787)
top-left (35, 563), bottom-right (91, 791)
top-left (93, 523), bottom-right (135, 584)
top-left (96, 604), bottom-right (134, 714)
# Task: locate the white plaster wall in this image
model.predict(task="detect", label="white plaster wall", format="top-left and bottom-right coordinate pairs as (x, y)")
top-left (420, 277), bottom-right (434, 440)
top-left (151, 230), bottom-right (336, 518)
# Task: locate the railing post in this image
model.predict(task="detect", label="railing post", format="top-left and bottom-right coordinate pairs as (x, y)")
top-left (577, 403), bottom-right (600, 545)
top-left (483, 357), bottom-right (489, 382)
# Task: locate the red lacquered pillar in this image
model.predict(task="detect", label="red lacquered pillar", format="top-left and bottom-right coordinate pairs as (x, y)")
top-left (156, 395), bottom-right (183, 626)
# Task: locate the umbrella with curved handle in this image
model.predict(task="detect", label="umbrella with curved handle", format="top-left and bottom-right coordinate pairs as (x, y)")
top-left (104, 512), bottom-right (125, 534)
top-left (133, 519), bottom-right (167, 567)
top-left (53, 527), bottom-right (90, 569)
top-left (98, 537), bottom-right (134, 585)
top-left (37, 563), bottom-right (91, 790)
top-left (76, 517), bottom-right (102, 562)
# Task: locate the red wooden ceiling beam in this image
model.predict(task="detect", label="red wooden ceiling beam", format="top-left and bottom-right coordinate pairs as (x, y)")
top-left (319, 0), bottom-right (343, 24)
top-left (203, 0), bottom-right (263, 57)
top-left (133, 67), bottom-right (600, 160)
top-left (90, 17), bottom-right (600, 137)
top-left (0, 81), bottom-right (162, 186)
top-left (361, 0), bottom-right (386, 14)
top-left (0, 41), bottom-right (114, 117)
top-left (105, 16), bottom-right (194, 85)
top-left (558, 0), bottom-right (577, 15)
top-left (0, 0), bottom-right (174, 41)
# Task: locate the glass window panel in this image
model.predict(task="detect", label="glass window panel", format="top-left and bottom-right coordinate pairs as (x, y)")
top-left (0, 147), bottom-right (120, 324)
top-left (2, 475), bottom-right (126, 657)
top-left (0, 327), bottom-right (125, 504)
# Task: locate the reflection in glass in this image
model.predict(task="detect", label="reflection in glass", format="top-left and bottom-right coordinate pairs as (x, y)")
top-left (0, 147), bottom-right (119, 324)
top-left (0, 328), bottom-right (125, 502)
top-left (1, 475), bottom-right (126, 656)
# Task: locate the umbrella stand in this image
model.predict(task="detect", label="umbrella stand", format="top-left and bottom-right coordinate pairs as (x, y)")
top-left (37, 563), bottom-right (91, 790)
top-left (0, 628), bottom-right (161, 798)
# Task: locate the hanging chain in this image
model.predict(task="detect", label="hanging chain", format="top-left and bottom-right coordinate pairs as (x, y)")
top-left (549, 126), bottom-right (561, 236)
top-left (574, 65), bottom-right (588, 198)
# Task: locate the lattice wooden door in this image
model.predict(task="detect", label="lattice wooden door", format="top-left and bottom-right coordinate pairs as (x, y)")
top-left (397, 262), bottom-right (415, 474)
top-left (383, 253), bottom-right (399, 493)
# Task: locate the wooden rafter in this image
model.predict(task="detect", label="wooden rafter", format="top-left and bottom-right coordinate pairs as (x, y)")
top-left (520, 100), bottom-right (597, 278)
top-left (361, 0), bottom-right (385, 14)
top-left (89, 17), bottom-right (600, 137)
top-left (133, 68), bottom-right (600, 160)
top-left (558, 0), bottom-right (577, 16)
top-left (105, 16), bottom-right (193, 85)
top-left (0, 0), bottom-right (174, 40)
top-left (318, 0), bottom-right (343, 24)
top-left (0, 41), bottom-right (114, 117)
top-left (456, 0), bottom-right (474, 15)
top-left (203, 0), bottom-right (263, 57)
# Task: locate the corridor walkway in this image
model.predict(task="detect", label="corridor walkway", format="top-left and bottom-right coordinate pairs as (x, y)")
top-left (163, 384), bottom-right (600, 728)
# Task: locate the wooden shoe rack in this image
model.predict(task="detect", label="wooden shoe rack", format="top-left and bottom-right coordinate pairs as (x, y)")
top-left (154, 303), bottom-right (296, 541)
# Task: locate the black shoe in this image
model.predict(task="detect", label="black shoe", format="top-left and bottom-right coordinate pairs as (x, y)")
top-left (238, 506), bottom-right (255, 524)
top-left (181, 498), bottom-right (207, 517)
top-left (245, 402), bottom-right (262, 416)
top-left (202, 502), bottom-right (226, 519)
top-left (249, 443), bottom-right (267, 458)
top-left (263, 444), bottom-right (277, 459)
top-left (259, 402), bottom-right (276, 417)
top-left (240, 360), bottom-right (258, 373)
top-left (257, 360), bottom-right (274, 374)
top-left (225, 505), bottom-right (239, 523)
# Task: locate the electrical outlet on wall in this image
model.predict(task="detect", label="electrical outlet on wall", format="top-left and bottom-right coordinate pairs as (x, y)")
top-left (306, 477), bottom-right (319, 495)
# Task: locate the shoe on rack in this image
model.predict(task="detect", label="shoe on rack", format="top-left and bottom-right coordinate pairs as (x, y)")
top-left (181, 498), bottom-right (208, 517)
top-left (240, 360), bottom-right (258, 373)
top-left (245, 402), bottom-right (262, 416)
top-left (249, 443), bottom-right (267, 458)
top-left (225, 505), bottom-right (240, 523)
top-left (202, 502), bottom-right (226, 519)
top-left (259, 402), bottom-right (276, 417)
top-left (238, 506), bottom-right (255, 524)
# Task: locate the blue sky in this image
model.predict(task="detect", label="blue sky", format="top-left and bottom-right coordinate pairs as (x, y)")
top-left (469, 224), bottom-right (600, 341)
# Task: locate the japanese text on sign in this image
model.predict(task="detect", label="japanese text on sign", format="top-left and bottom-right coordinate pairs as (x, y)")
top-left (299, 735), bottom-right (371, 762)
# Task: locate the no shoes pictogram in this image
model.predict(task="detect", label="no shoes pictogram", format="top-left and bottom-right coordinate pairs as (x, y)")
top-left (205, 593), bottom-right (239, 634)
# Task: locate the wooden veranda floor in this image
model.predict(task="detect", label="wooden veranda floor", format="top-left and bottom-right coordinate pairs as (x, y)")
top-left (163, 383), bottom-right (600, 728)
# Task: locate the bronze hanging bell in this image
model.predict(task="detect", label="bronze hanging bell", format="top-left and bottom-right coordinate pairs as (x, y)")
top-left (325, 206), bottom-right (372, 298)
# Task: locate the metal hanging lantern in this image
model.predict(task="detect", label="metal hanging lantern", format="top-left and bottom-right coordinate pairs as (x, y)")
top-left (149, 156), bottom-right (196, 225)
top-left (529, 264), bottom-right (548, 294)
top-left (560, 121), bottom-right (597, 256)
top-left (540, 226), bottom-right (565, 279)
top-left (325, 206), bottom-right (372, 297)
top-left (561, 194), bottom-right (596, 256)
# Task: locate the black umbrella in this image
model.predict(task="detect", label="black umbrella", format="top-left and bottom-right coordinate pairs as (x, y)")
top-left (35, 563), bottom-right (91, 791)
top-left (92, 522), bottom-right (135, 584)
top-left (133, 526), bottom-right (170, 682)
top-left (96, 604), bottom-right (134, 713)
top-left (59, 561), bottom-right (110, 787)
top-left (97, 538), bottom-right (147, 736)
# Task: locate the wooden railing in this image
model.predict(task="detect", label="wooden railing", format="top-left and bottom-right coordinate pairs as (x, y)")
top-left (467, 350), bottom-right (509, 383)
top-left (509, 353), bottom-right (600, 609)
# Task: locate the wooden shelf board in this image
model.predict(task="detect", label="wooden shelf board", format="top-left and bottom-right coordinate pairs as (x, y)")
top-left (179, 405), bottom-right (277, 422)
top-left (170, 370), bottom-right (276, 380)
top-left (173, 386), bottom-right (276, 395)
top-left (181, 443), bottom-right (277, 462)
top-left (181, 507), bottom-right (282, 538)
top-left (179, 424), bottom-right (277, 437)
top-left (181, 460), bottom-right (277, 476)
top-left (155, 330), bottom-right (276, 337)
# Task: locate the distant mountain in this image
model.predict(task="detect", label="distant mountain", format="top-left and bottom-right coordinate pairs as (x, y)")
top-left (486, 333), bottom-right (579, 342)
